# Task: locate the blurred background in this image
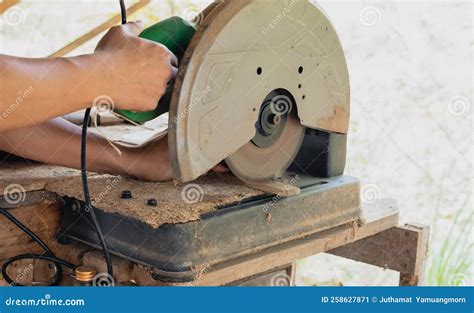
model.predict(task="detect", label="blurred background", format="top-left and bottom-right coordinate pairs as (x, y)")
top-left (1, 0), bottom-right (472, 286)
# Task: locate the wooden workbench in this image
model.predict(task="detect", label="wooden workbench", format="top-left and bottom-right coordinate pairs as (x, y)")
top-left (0, 161), bottom-right (429, 286)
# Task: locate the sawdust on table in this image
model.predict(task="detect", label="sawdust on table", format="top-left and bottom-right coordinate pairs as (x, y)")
top-left (45, 173), bottom-right (263, 228)
top-left (0, 162), bottom-right (83, 194)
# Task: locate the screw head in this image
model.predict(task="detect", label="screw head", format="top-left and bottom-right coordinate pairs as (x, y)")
top-left (121, 190), bottom-right (132, 199)
top-left (147, 198), bottom-right (158, 207)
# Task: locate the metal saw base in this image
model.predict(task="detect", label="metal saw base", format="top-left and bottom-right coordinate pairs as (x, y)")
top-left (58, 175), bottom-right (361, 282)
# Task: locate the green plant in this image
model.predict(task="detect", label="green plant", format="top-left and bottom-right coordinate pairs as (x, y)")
top-left (426, 198), bottom-right (473, 286)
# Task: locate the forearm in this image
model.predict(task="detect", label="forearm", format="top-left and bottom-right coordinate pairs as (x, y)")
top-left (0, 54), bottom-right (103, 132)
top-left (0, 118), bottom-right (173, 181)
top-left (0, 118), bottom-right (135, 176)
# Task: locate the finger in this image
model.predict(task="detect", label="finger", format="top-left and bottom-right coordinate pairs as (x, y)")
top-left (168, 51), bottom-right (178, 67)
top-left (212, 165), bottom-right (229, 174)
top-left (171, 66), bottom-right (178, 79)
top-left (122, 21), bottom-right (144, 36)
top-left (155, 44), bottom-right (178, 67)
top-left (134, 20), bottom-right (144, 29)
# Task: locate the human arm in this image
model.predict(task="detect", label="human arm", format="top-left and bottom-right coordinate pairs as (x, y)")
top-left (0, 117), bottom-right (173, 181)
top-left (0, 22), bottom-right (177, 133)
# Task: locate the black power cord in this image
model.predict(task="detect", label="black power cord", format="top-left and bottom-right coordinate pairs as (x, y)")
top-left (81, 110), bottom-right (113, 277)
top-left (0, 208), bottom-right (76, 286)
top-left (78, 0), bottom-right (128, 280)
top-left (0, 1), bottom-right (127, 286)
top-left (120, 0), bottom-right (127, 24)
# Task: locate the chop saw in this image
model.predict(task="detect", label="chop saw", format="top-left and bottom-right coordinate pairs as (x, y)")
top-left (117, 0), bottom-right (350, 190)
top-left (59, 0), bottom-right (360, 283)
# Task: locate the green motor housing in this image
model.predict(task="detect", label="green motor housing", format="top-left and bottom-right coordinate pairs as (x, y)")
top-left (115, 16), bottom-right (196, 123)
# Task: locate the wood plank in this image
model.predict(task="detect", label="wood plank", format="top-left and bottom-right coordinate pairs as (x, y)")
top-left (233, 265), bottom-right (293, 286)
top-left (82, 250), bottom-right (134, 283)
top-left (0, 189), bottom-right (58, 209)
top-left (328, 223), bottom-right (430, 286)
top-left (0, 242), bottom-right (44, 260)
top-left (46, 173), bottom-right (263, 228)
top-left (0, 163), bottom-right (82, 194)
top-left (399, 224), bottom-right (430, 286)
top-left (0, 199), bottom-right (60, 228)
top-left (0, 200), bottom-right (61, 247)
top-left (0, 0), bottom-right (20, 14)
top-left (0, 191), bottom-right (88, 285)
top-left (0, 230), bottom-right (58, 252)
top-left (48, 0), bottom-right (151, 57)
top-left (33, 242), bottom-right (91, 286)
top-left (0, 198), bottom-right (63, 285)
top-left (0, 259), bottom-right (34, 286)
top-left (0, 238), bottom-right (67, 260)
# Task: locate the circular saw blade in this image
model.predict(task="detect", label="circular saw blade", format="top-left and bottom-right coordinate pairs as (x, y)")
top-left (169, 0), bottom-right (350, 182)
top-left (225, 112), bottom-right (304, 183)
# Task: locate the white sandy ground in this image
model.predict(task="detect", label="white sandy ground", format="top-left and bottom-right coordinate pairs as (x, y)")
top-left (296, 0), bottom-right (473, 286)
top-left (1, 0), bottom-right (472, 285)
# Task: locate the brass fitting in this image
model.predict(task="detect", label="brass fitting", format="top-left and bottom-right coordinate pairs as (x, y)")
top-left (75, 265), bottom-right (97, 283)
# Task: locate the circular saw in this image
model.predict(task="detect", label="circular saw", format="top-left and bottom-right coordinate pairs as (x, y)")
top-left (120, 0), bottom-right (351, 188)
top-left (170, 0), bottom-right (350, 186)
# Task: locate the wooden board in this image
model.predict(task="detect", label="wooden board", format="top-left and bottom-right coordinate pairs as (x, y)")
top-left (48, 1), bottom-right (151, 57)
top-left (328, 223), bottom-right (430, 286)
top-left (45, 173), bottom-right (263, 228)
top-left (0, 200), bottom-right (61, 260)
top-left (0, 162), bottom-right (82, 194)
top-left (0, 0), bottom-right (20, 14)
top-left (0, 199), bottom-right (61, 286)
top-left (1, 161), bottom-right (262, 228)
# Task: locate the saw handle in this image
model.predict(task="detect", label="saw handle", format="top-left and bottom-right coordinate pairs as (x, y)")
top-left (114, 16), bottom-right (196, 124)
